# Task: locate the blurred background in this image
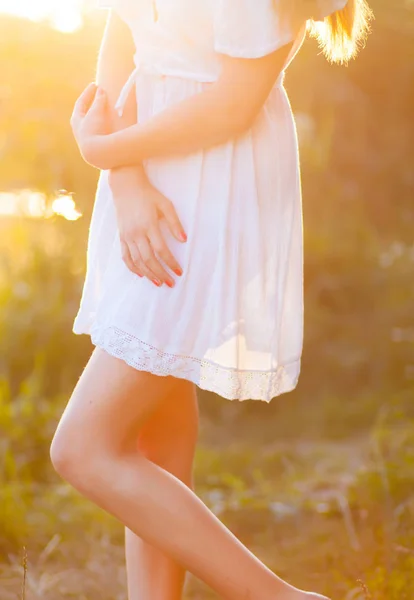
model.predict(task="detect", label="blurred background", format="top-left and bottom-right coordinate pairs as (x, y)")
top-left (1, 1), bottom-right (414, 599)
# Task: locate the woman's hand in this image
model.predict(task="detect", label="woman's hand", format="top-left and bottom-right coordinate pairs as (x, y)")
top-left (71, 83), bottom-right (187, 287)
top-left (70, 83), bottom-right (112, 169)
top-left (110, 170), bottom-right (187, 288)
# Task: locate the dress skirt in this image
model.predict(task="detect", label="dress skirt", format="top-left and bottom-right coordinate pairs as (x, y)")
top-left (73, 71), bottom-right (304, 401)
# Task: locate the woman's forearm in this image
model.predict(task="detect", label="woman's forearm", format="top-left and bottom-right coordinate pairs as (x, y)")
top-left (90, 41), bottom-right (293, 171)
top-left (99, 83), bottom-right (249, 169)
top-left (96, 11), bottom-right (149, 186)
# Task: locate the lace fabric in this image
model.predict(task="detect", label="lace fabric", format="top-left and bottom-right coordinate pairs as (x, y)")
top-left (90, 325), bottom-right (301, 402)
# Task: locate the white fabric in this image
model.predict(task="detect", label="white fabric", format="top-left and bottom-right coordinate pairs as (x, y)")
top-left (73, 0), bottom-right (343, 401)
top-left (315, 0), bottom-right (349, 20)
top-left (212, 0), bottom-right (348, 57)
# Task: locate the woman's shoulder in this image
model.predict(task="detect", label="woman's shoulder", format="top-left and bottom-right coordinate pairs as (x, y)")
top-left (213, 0), bottom-right (348, 60)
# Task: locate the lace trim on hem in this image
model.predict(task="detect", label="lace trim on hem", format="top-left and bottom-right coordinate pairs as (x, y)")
top-left (89, 325), bottom-right (301, 402)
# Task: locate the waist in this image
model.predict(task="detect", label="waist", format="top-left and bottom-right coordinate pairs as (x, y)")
top-left (132, 59), bottom-right (285, 84)
top-left (115, 60), bottom-right (285, 117)
top-left (133, 60), bottom-right (219, 83)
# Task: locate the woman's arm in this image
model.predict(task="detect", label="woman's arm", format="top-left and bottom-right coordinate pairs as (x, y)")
top-left (89, 41), bottom-right (293, 170)
top-left (75, 10), bottom-right (187, 287)
top-left (95, 10), bottom-right (148, 190)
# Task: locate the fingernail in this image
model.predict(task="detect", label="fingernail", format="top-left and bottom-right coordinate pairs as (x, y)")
top-left (174, 268), bottom-right (183, 276)
top-left (166, 280), bottom-right (175, 288)
top-left (180, 232), bottom-right (187, 242)
top-left (152, 278), bottom-right (162, 287)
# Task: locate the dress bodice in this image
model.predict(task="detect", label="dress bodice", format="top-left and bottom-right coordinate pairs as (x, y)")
top-left (99, 0), bottom-right (347, 83)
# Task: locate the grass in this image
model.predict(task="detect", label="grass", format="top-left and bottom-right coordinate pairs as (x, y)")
top-left (1, 403), bottom-right (413, 600)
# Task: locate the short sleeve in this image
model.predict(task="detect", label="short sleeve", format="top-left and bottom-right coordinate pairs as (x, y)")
top-left (96, 1), bottom-right (114, 8)
top-left (213, 0), bottom-right (349, 59)
top-left (214, 0), bottom-right (299, 59)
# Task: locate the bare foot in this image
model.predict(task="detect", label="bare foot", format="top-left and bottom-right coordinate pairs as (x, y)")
top-left (275, 581), bottom-right (330, 600)
top-left (296, 593), bottom-right (330, 600)
top-left (283, 591), bottom-right (330, 600)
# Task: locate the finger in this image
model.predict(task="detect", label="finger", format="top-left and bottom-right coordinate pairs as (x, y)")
top-left (120, 239), bottom-right (143, 277)
top-left (74, 83), bottom-right (98, 117)
top-left (88, 86), bottom-right (107, 114)
top-left (148, 227), bottom-right (183, 277)
top-left (159, 199), bottom-right (187, 243)
top-left (136, 237), bottom-right (175, 288)
top-left (129, 239), bottom-right (162, 286)
top-left (70, 83), bottom-right (97, 132)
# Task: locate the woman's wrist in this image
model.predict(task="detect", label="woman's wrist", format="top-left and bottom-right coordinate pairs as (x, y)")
top-left (108, 163), bottom-right (149, 192)
top-left (107, 164), bottom-right (152, 217)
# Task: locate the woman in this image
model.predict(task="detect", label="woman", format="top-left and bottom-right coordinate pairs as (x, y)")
top-left (52, 1), bottom-right (372, 598)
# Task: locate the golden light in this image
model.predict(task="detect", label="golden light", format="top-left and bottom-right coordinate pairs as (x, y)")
top-left (51, 195), bottom-right (83, 221)
top-left (0, 190), bottom-right (82, 221)
top-left (0, 0), bottom-right (84, 33)
top-left (26, 191), bottom-right (47, 218)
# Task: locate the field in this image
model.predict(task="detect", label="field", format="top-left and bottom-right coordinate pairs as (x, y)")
top-left (1, 1), bottom-right (414, 598)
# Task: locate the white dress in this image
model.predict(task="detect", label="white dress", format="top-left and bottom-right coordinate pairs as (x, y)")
top-left (73, 0), bottom-right (347, 401)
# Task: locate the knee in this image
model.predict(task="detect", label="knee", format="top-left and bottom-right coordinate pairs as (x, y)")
top-left (50, 428), bottom-right (88, 485)
top-left (50, 432), bottom-right (73, 479)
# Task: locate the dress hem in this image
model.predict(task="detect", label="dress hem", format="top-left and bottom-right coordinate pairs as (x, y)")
top-left (73, 322), bottom-right (301, 402)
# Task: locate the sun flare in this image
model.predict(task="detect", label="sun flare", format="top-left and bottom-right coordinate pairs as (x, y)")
top-left (0, 191), bottom-right (82, 221)
top-left (0, 0), bottom-right (84, 32)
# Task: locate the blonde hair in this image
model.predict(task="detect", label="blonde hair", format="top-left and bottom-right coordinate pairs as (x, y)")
top-left (307, 0), bottom-right (374, 64)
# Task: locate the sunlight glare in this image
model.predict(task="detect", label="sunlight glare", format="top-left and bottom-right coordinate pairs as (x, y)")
top-left (51, 195), bottom-right (82, 221)
top-left (27, 192), bottom-right (47, 218)
top-left (0, 0), bottom-right (84, 33)
top-left (0, 190), bottom-right (82, 221)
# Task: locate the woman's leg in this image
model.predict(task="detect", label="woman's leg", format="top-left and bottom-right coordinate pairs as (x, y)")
top-left (50, 347), bottom-right (328, 600)
top-left (126, 380), bottom-right (198, 600)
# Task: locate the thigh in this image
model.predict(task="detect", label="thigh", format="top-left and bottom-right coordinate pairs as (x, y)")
top-left (137, 378), bottom-right (199, 473)
top-left (54, 347), bottom-right (193, 455)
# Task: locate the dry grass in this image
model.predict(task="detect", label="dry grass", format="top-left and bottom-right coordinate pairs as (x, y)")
top-left (1, 423), bottom-right (413, 600)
